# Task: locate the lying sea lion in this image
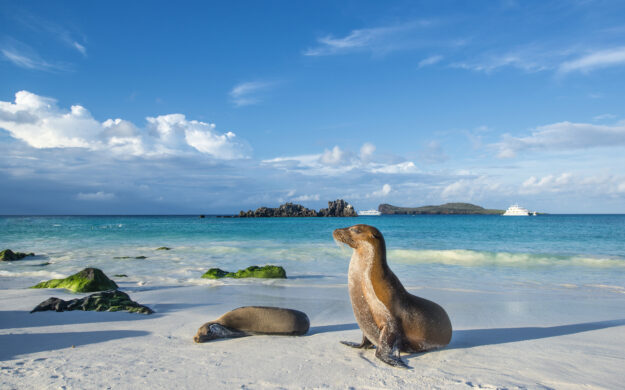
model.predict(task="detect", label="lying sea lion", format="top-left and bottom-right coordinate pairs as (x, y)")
top-left (194, 306), bottom-right (310, 343)
top-left (333, 224), bottom-right (452, 368)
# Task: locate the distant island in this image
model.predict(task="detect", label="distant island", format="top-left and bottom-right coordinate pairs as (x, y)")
top-left (238, 199), bottom-right (358, 217)
top-left (378, 202), bottom-right (504, 215)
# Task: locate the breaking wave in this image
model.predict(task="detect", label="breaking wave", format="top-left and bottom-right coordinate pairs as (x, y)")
top-left (388, 249), bottom-right (625, 268)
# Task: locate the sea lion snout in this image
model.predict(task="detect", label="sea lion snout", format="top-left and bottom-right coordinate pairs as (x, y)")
top-left (333, 225), bottom-right (383, 248)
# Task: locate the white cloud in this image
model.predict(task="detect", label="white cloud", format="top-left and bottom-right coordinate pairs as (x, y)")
top-left (521, 173), bottom-right (572, 194)
top-left (319, 146), bottom-right (347, 166)
top-left (418, 55), bottom-right (443, 68)
top-left (303, 21), bottom-right (430, 57)
top-left (76, 191), bottom-right (115, 201)
top-left (370, 161), bottom-right (418, 174)
top-left (520, 173), bottom-right (625, 197)
top-left (494, 121), bottom-right (625, 158)
top-left (73, 42), bottom-right (87, 56)
top-left (559, 47), bottom-right (625, 74)
top-left (292, 194), bottom-right (320, 202)
top-left (441, 176), bottom-right (501, 200)
top-left (370, 184), bottom-right (392, 198)
top-left (262, 144), bottom-right (418, 177)
top-left (0, 90), bottom-right (250, 160)
top-left (359, 142), bottom-right (375, 161)
top-left (229, 81), bottom-right (274, 106)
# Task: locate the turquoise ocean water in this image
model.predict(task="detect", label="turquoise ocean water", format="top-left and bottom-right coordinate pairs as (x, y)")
top-left (1, 215), bottom-right (624, 293)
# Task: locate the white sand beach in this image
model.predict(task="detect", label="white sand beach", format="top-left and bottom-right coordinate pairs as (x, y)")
top-left (1, 278), bottom-right (624, 389)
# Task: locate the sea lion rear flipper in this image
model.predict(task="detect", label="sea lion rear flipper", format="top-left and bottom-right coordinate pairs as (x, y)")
top-left (340, 335), bottom-right (374, 349)
top-left (375, 324), bottom-right (408, 368)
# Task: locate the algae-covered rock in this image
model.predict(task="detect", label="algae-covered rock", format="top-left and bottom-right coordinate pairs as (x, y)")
top-left (114, 274), bottom-right (128, 278)
top-left (0, 249), bottom-right (35, 261)
top-left (201, 265), bottom-right (287, 279)
top-left (156, 247), bottom-right (171, 250)
top-left (30, 290), bottom-right (153, 314)
top-left (31, 267), bottom-right (118, 293)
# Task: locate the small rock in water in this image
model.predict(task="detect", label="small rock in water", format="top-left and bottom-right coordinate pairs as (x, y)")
top-left (201, 265), bottom-right (287, 279)
top-left (0, 249), bottom-right (35, 261)
top-left (156, 247), bottom-right (171, 250)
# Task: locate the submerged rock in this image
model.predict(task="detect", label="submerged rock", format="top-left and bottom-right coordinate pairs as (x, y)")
top-left (30, 290), bottom-right (153, 314)
top-left (201, 265), bottom-right (287, 279)
top-left (113, 256), bottom-right (147, 259)
top-left (31, 267), bottom-right (118, 293)
top-left (0, 249), bottom-right (35, 261)
top-left (156, 247), bottom-right (171, 250)
top-left (114, 274), bottom-right (128, 278)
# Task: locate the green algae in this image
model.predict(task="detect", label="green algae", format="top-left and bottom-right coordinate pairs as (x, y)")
top-left (201, 265), bottom-right (287, 279)
top-left (30, 290), bottom-right (153, 315)
top-left (31, 267), bottom-right (118, 293)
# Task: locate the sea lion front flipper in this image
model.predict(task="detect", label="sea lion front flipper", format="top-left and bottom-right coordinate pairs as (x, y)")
top-left (375, 325), bottom-right (408, 368)
top-left (340, 334), bottom-right (374, 349)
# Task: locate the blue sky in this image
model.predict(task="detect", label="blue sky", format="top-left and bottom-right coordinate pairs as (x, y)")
top-left (1, 1), bottom-right (625, 214)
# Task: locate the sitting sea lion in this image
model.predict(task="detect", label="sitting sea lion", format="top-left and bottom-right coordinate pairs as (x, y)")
top-left (194, 306), bottom-right (310, 343)
top-left (333, 224), bottom-right (452, 368)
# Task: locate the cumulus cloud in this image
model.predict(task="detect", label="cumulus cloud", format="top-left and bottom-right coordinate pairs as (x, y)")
top-left (319, 146), bottom-right (347, 166)
top-left (359, 142), bottom-right (375, 161)
top-left (370, 184), bottom-right (392, 198)
top-left (494, 121), bottom-right (625, 158)
top-left (262, 143), bottom-right (418, 176)
top-left (521, 173), bottom-right (572, 194)
top-left (229, 81), bottom-right (274, 106)
top-left (441, 176), bottom-right (501, 200)
top-left (520, 173), bottom-right (625, 197)
top-left (0, 91), bottom-right (250, 159)
top-left (76, 191), bottom-right (115, 201)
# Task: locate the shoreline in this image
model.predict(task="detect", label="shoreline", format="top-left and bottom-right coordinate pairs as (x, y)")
top-left (1, 278), bottom-right (624, 388)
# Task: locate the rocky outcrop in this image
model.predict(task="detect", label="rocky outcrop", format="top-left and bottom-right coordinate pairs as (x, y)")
top-left (0, 249), bottom-right (35, 261)
top-left (30, 290), bottom-right (153, 314)
top-left (238, 199), bottom-right (357, 217)
top-left (31, 268), bottom-right (118, 293)
top-left (318, 199), bottom-right (358, 217)
top-left (201, 265), bottom-right (287, 279)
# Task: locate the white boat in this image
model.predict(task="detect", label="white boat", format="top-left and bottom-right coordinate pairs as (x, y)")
top-left (358, 209), bottom-right (382, 216)
top-left (503, 204), bottom-right (529, 216)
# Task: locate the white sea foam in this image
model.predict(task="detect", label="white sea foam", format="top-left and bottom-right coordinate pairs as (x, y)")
top-left (389, 249), bottom-right (625, 268)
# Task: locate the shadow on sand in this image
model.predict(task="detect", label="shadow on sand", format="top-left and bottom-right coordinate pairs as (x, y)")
top-left (0, 330), bottom-right (150, 360)
top-left (308, 323), bottom-right (359, 335)
top-left (0, 310), bottom-right (155, 330)
top-left (448, 319), bottom-right (625, 350)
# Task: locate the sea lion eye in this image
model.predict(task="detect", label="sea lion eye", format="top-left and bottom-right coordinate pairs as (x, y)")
top-left (350, 227), bottom-right (361, 233)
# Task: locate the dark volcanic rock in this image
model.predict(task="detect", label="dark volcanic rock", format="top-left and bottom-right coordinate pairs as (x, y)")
top-left (238, 199), bottom-right (357, 217)
top-left (30, 290), bottom-right (153, 314)
top-left (0, 249), bottom-right (35, 261)
top-left (318, 199), bottom-right (358, 217)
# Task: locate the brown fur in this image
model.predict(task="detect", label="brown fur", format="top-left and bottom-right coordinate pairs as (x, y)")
top-left (194, 306), bottom-right (310, 343)
top-left (333, 224), bottom-right (452, 367)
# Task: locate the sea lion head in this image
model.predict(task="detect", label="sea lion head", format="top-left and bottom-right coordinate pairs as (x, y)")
top-left (333, 224), bottom-right (384, 249)
top-left (194, 323), bottom-right (241, 343)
